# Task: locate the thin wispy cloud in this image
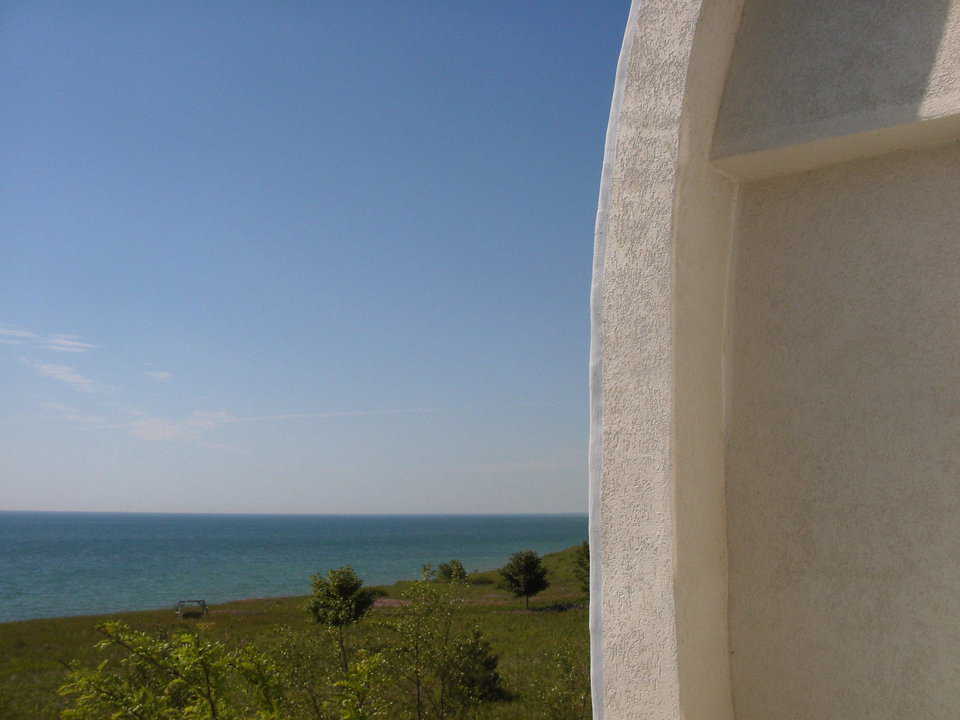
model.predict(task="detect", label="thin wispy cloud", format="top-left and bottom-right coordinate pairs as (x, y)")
top-left (33, 372), bottom-right (436, 447)
top-left (30, 362), bottom-right (96, 393)
top-left (40, 335), bottom-right (98, 353)
top-left (0, 328), bottom-right (39, 339)
top-left (42, 402), bottom-right (106, 425)
top-left (0, 327), bottom-right (98, 353)
top-left (118, 410), bottom-right (245, 442)
top-left (183, 410), bottom-right (238, 430)
top-left (238, 408), bottom-right (436, 423)
top-left (117, 407), bottom-right (433, 443)
top-left (128, 417), bottom-right (184, 441)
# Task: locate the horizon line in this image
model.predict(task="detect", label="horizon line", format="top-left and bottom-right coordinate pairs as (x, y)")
top-left (0, 509), bottom-right (588, 517)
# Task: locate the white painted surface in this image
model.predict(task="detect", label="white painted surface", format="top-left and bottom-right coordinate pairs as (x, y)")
top-left (727, 141), bottom-right (960, 720)
top-left (714, 0), bottom-right (960, 160)
top-left (590, 2), bottom-right (742, 718)
top-left (592, 2), bottom-right (960, 718)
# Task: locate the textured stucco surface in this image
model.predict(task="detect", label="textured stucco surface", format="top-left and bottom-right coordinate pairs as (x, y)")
top-left (671, 3), bottom-right (741, 720)
top-left (713, 110), bottom-right (960, 180)
top-left (727, 140), bottom-right (960, 720)
top-left (590, 1), bottom-right (741, 718)
top-left (714, 0), bottom-right (960, 159)
top-left (593, 2), bottom-right (960, 719)
top-left (591, 1), bottom-right (692, 714)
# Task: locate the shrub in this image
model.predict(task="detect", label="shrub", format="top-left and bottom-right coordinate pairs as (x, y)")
top-left (446, 628), bottom-right (507, 706)
top-left (308, 567), bottom-right (377, 673)
top-left (437, 560), bottom-right (467, 582)
top-left (382, 577), bottom-right (506, 719)
top-left (58, 621), bottom-right (285, 720)
top-left (498, 550), bottom-right (549, 609)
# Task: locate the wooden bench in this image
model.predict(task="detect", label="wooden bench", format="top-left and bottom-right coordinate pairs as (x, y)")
top-left (175, 599), bottom-right (208, 618)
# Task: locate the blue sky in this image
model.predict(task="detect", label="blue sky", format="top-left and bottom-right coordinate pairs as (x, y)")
top-left (1, 0), bottom-right (628, 514)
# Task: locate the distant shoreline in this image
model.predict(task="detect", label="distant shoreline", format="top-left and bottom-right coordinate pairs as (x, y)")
top-left (0, 510), bottom-right (588, 517)
top-left (0, 513), bottom-right (587, 624)
top-left (0, 543), bottom-right (582, 626)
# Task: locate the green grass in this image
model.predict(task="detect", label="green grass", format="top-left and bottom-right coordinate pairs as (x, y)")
top-left (0, 545), bottom-right (590, 719)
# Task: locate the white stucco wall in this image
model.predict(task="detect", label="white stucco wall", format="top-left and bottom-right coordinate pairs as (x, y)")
top-left (671, 3), bottom-right (742, 720)
top-left (590, 2), bottom-right (742, 718)
top-left (714, 0), bottom-right (960, 161)
top-left (590, 0), bottom-right (692, 713)
top-left (726, 140), bottom-right (960, 720)
top-left (592, 2), bottom-right (960, 719)
top-left (712, 0), bottom-right (960, 178)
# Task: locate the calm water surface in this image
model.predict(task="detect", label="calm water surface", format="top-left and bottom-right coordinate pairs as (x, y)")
top-left (0, 512), bottom-right (587, 623)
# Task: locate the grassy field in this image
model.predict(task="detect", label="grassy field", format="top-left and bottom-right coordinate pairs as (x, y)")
top-left (0, 545), bottom-right (590, 719)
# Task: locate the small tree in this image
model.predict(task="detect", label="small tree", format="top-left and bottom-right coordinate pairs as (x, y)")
top-left (498, 550), bottom-right (549, 609)
top-left (572, 541), bottom-right (590, 597)
top-left (445, 628), bottom-right (507, 707)
top-left (436, 559), bottom-right (467, 582)
top-left (308, 566), bottom-right (377, 673)
top-left (383, 576), bottom-right (504, 720)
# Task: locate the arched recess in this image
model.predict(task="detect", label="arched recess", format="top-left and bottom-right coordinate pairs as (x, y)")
top-left (591, 1), bottom-right (960, 719)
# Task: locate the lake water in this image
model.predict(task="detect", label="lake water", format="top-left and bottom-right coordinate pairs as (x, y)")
top-left (0, 512), bottom-right (587, 623)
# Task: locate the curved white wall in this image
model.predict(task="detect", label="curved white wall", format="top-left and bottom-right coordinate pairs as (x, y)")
top-left (592, 2), bottom-right (960, 718)
top-left (590, 2), bottom-right (743, 718)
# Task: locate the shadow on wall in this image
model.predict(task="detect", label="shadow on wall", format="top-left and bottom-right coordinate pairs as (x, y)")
top-left (720, 2), bottom-right (960, 718)
top-left (712, 0), bottom-right (956, 158)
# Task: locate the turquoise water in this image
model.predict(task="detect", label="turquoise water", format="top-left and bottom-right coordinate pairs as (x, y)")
top-left (0, 512), bottom-right (587, 623)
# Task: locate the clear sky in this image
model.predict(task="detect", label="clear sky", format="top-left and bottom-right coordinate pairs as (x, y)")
top-left (1, 0), bottom-right (628, 514)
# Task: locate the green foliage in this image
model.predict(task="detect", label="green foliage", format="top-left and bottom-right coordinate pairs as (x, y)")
top-left (465, 574), bottom-right (494, 585)
top-left (446, 628), bottom-right (506, 706)
top-left (308, 567), bottom-right (377, 673)
top-left (419, 564), bottom-right (436, 581)
top-left (382, 578), bottom-right (504, 719)
top-left (231, 643), bottom-right (286, 718)
top-left (58, 621), bottom-right (284, 720)
top-left (436, 560), bottom-right (467, 583)
top-left (531, 642), bottom-right (592, 720)
top-left (572, 541), bottom-right (590, 597)
top-left (498, 550), bottom-right (550, 609)
top-left (382, 577), bottom-right (461, 719)
top-left (269, 626), bottom-right (337, 719)
top-left (5, 544), bottom-right (590, 720)
top-left (325, 651), bottom-right (389, 720)
top-left (308, 567), bottom-right (377, 630)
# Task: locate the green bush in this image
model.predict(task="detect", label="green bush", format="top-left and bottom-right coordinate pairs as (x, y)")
top-left (59, 621), bottom-right (285, 720)
top-left (46, 544), bottom-right (592, 720)
top-left (436, 560), bottom-right (468, 583)
top-left (446, 628), bottom-right (507, 705)
top-left (380, 577), bottom-right (506, 720)
top-left (308, 567), bottom-right (377, 673)
top-left (498, 551), bottom-right (550, 609)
